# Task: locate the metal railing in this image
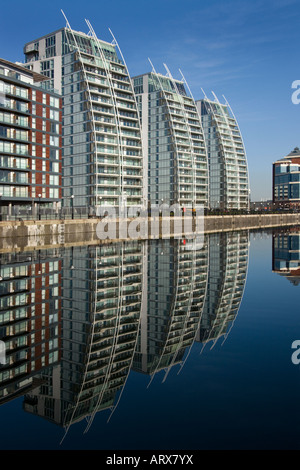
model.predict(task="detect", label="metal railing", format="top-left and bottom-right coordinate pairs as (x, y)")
top-left (0, 206), bottom-right (93, 221)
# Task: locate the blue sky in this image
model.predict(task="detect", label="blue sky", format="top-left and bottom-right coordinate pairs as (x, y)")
top-left (1, 0), bottom-right (299, 201)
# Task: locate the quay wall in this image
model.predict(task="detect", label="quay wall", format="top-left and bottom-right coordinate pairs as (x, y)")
top-left (0, 213), bottom-right (299, 252)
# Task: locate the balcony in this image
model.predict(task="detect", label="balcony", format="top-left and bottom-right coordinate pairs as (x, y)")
top-left (24, 43), bottom-right (39, 54)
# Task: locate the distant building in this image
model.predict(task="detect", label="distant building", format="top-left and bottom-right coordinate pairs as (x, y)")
top-left (0, 58), bottom-right (62, 218)
top-left (273, 147), bottom-right (300, 209)
top-left (196, 95), bottom-right (249, 210)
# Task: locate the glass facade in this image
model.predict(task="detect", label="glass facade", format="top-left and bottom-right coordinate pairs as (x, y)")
top-left (133, 71), bottom-right (208, 209)
top-left (24, 26), bottom-right (143, 213)
top-left (198, 97), bottom-right (249, 210)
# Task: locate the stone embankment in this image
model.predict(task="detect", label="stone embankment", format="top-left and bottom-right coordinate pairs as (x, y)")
top-left (0, 213), bottom-right (299, 252)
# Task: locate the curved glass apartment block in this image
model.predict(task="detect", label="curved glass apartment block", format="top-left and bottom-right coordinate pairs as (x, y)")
top-left (197, 95), bottom-right (249, 210)
top-left (24, 22), bottom-right (143, 214)
top-left (133, 68), bottom-right (208, 210)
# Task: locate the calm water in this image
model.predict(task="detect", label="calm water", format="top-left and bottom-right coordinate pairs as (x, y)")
top-left (0, 227), bottom-right (299, 450)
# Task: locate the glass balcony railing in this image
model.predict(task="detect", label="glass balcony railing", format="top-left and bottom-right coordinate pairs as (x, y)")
top-left (0, 141), bottom-right (29, 156)
top-left (0, 156), bottom-right (29, 170)
top-left (0, 186), bottom-right (29, 197)
top-left (0, 174), bottom-right (29, 184)
top-left (0, 112), bottom-right (29, 128)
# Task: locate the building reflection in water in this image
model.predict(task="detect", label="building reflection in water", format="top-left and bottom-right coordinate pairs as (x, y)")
top-left (133, 237), bottom-right (209, 383)
top-left (23, 241), bottom-right (144, 440)
top-left (0, 231), bottom-right (250, 436)
top-left (197, 231), bottom-right (250, 349)
top-left (272, 228), bottom-right (300, 286)
top-left (0, 249), bottom-right (61, 406)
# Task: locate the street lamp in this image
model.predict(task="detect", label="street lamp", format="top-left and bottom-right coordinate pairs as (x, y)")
top-left (38, 193), bottom-right (41, 220)
top-left (70, 194), bottom-right (74, 219)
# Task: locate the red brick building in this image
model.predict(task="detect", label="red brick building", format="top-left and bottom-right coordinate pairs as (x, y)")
top-left (0, 58), bottom-right (61, 219)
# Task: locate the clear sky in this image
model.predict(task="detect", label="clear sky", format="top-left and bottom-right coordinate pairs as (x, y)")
top-left (1, 0), bottom-right (299, 201)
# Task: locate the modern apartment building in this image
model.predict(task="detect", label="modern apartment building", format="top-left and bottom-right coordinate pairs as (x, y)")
top-left (273, 147), bottom-right (300, 209)
top-left (133, 69), bottom-right (208, 210)
top-left (24, 22), bottom-right (143, 214)
top-left (0, 58), bottom-right (61, 218)
top-left (197, 95), bottom-right (249, 210)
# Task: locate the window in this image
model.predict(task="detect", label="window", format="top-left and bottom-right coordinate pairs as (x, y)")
top-left (50, 149), bottom-right (59, 160)
top-left (50, 136), bottom-right (59, 147)
top-left (50, 109), bottom-right (59, 121)
top-left (50, 161), bottom-right (59, 173)
top-left (45, 35), bottom-right (56, 58)
top-left (50, 96), bottom-right (60, 108)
